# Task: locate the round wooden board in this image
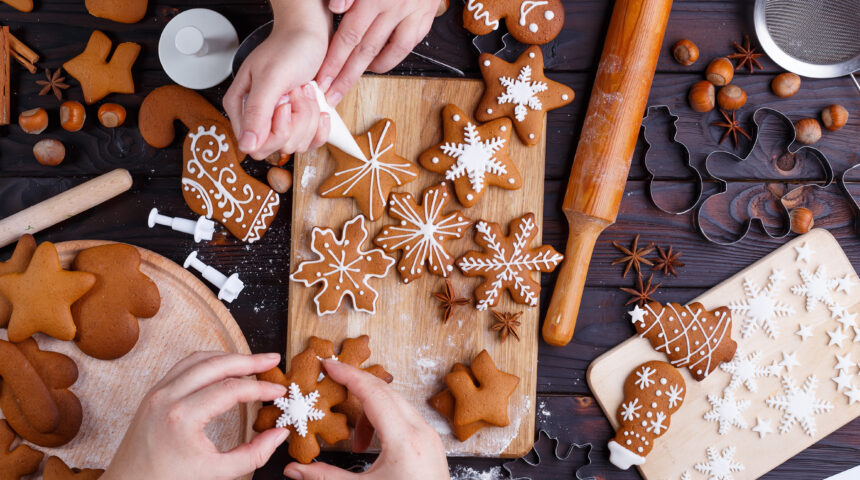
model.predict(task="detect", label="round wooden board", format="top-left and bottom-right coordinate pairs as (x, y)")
top-left (1, 240), bottom-right (257, 477)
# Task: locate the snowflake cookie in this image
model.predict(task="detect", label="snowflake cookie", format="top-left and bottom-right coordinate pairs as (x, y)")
top-left (608, 361), bottom-right (686, 470)
top-left (476, 46), bottom-right (575, 146)
top-left (694, 446), bottom-right (744, 480)
top-left (457, 213), bottom-right (563, 310)
top-left (419, 105), bottom-right (522, 208)
top-left (720, 350), bottom-right (771, 392)
top-left (319, 118), bottom-right (419, 221)
top-left (290, 215), bottom-right (395, 316)
top-left (791, 265), bottom-right (838, 313)
top-left (729, 269), bottom-right (795, 339)
top-left (766, 374), bottom-right (833, 436)
top-left (704, 389), bottom-right (750, 435)
top-left (373, 183), bottom-right (472, 283)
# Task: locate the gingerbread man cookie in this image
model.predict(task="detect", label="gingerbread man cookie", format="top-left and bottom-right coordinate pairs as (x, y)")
top-left (0, 338), bottom-right (83, 447)
top-left (374, 183), bottom-right (473, 283)
top-left (43, 456), bottom-right (104, 480)
top-left (457, 213), bottom-right (563, 310)
top-left (290, 215), bottom-right (395, 316)
top-left (429, 363), bottom-right (491, 441)
top-left (319, 118), bottom-right (419, 221)
top-left (0, 419), bottom-right (42, 480)
top-left (71, 244), bottom-right (161, 360)
top-left (445, 350), bottom-right (519, 427)
top-left (0, 242), bottom-right (95, 342)
top-left (253, 346), bottom-right (349, 464)
top-left (63, 30), bottom-right (140, 104)
top-left (419, 105), bottom-right (522, 208)
top-left (139, 85), bottom-right (281, 244)
top-left (608, 361), bottom-right (686, 470)
top-left (85, 0), bottom-right (147, 24)
top-left (477, 46), bottom-right (574, 146)
top-left (0, 235), bottom-right (36, 328)
top-left (463, 0), bottom-right (564, 45)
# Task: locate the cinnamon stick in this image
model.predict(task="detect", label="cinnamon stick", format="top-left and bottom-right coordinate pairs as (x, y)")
top-left (9, 48), bottom-right (35, 73)
top-left (0, 27), bottom-right (10, 126)
top-left (7, 32), bottom-right (37, 65)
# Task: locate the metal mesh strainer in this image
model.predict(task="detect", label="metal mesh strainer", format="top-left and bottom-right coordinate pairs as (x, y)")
top-left (754, 0), bottom-right (860, 93)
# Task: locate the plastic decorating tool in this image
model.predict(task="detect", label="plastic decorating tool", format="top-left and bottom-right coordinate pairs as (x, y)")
top-left (183, 251), bottom-right (244, 302)
top-left (158, 8), bottom-right (239, 90)
top-left (147, 208), bottom-right (215, 242)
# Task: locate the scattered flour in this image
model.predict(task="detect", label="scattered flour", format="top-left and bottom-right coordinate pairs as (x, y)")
top-left (449, 466), bottom-right (506, 480)
top-left (300, 165), bottom-right (317, 190)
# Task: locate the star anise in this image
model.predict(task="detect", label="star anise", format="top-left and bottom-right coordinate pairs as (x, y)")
top-left (611, 234), bottom-right (655, 278)
top-left (433, 279), bottom-right (469, 323)
top-left (36, 68), bottom-right (70, 101)
top-left (490, 311), bottom-right (522, 342)
top-left (620, 273), bottom-right (662, 306)
top-left (652, 245), bottom-right (685, 277)
top-left (728, 35), bottom-right (764, 73)
top-left (712, 109), bottom-right (752, 147)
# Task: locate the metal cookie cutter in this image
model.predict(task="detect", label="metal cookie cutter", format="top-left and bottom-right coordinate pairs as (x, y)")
top-left (641, 105), bottom-right (704, 215)
top-left (696, 107), bottom-right (835, 245)
top-left (839, 162), bottom-right (860, 237)
top-left (503, 430), bottom-right (594, 480)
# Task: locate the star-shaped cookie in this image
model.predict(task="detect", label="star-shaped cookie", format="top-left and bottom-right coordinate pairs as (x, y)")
top-left (429, 363), bottom-right (491, 441)
top-left (0, 235), bottom-right (36, 328)
top-left (63, 30), bottom-right (140, 104)
top-left (446, 349), bottom-right (519, 427)
top-left (477, 46), bottom-right (575, 146)
top-left (43, 456), bottom-right (104, 480)
top-left (0, 242), bottom-right (95, 342)
top-left (319, 118), bottom-right (419, 221)
top-left (0, 420), bottom-right (42, 479)
top-left (419, 105), bottom-right (522, 208)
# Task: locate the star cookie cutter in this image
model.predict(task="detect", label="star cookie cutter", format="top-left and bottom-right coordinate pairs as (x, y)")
top-left (502, 430), bottom-right (594, 480)
top-left (696, 107), bottom-right (835, 245)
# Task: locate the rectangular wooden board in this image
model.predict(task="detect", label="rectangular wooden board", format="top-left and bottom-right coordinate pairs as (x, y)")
top-left (588, 229), bottom-right (860, 479)
top-left (288, 75), bottom-right (548, 457)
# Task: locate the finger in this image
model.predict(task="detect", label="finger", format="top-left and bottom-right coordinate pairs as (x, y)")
top-left (284, 461), bottom-right (359, 480)
top-left (239, 81), bottom-right (284, 155)
top-left (251, 102), bottom-right (292, 160)
top-left (153, 351), bottom-right (225, 391)
top-left (164, 353), bottom-right (282, 399)
top-left (351, 412), bottom-right (374, 453)
top-left (325, 16), bottom-right (396, 106)
top-left (224, 71), bottom-right (251, 141)
top-left (317, 2), bottom-right (376, 94)
top-left (282, 84), bottom-right (321, 154)
top-left (184, 378), bottom-right (287, 426)
top-left (367, 14), bottom-right (429, 74)
top-left (328, 0), bottom-right (356, 14)
top-left (308, 113), bottom-right (331, 150)
top-left (218, 427), bottom-right (289, 478)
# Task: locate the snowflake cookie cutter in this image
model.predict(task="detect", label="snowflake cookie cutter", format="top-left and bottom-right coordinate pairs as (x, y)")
top-left (641, 105), bottom-right (704, 215)
top-left (696, 107), bottom-right (835, 245)
top-left (502, 430), bottom-right (594, 480)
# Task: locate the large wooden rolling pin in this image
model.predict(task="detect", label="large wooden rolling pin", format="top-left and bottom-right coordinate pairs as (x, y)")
top-left (542, 0), bottom-right (673, 347)
top-left (0, 169), bottom-right (132, 248)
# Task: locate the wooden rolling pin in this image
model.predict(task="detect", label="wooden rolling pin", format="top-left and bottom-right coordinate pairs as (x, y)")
top-left (542, 0), bottom-right (673, 347)
top-left (0, 169), bottom-right (133, 248)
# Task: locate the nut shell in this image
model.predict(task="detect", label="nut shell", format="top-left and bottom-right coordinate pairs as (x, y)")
top-left (717, 84), bottom-right (747, 111)
top-left (97, 103), bottom-right (127, 128)
top-left (688, 80), bottom-right (715, 113)
top-left (771, 73), bottom-right (801, 98)
top-left (790, 207), bottom-right (814, 234)
top-left (33, 139), bottom-right (66, 166)
top-left (672, 39), bottom-right (699, 66)
top-left (18, 107), bottom-right (49, 134)
top-left (60, 101), bottom-right (86, 132)
top-left (706, 57), bottom-right (734, 86)
top-left (267, 167), bottom-right (292, 194)
top-left (794, 118), bottom-right (822, 145)
top-left (821, 104), bottom-right (848, 132)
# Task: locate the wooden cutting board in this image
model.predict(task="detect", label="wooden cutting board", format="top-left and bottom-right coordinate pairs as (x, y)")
top-left (589, 229), bottom-right (860, 479)
top-left (1, 240), bottom-right (256, 477)
top-left (288, 75), bottom-right (549, 457)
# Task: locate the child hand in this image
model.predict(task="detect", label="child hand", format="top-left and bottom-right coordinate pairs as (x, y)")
top-left (317, 0), bottom-right (440, 105)
top-left (101, 352), bottom-right (289, 480)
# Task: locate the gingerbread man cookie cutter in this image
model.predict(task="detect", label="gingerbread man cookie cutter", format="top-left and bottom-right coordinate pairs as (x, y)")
top-left (503, 430), bottom-right (594, 480)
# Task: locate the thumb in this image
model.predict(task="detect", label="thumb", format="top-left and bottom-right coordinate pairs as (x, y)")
top-left (238, 83), bottom-right (283, 154)
top-left (218, 427), bottom-right (289, 478)
top-left (328, 0), bottom-right (356, 14)
top-left (284, 461), bottom-right (360, 480)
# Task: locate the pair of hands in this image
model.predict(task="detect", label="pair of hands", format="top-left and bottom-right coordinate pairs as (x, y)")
top-left (225, 0), bottom-right (440, 161)
top-left (101, 352), bottom-right (449, 480)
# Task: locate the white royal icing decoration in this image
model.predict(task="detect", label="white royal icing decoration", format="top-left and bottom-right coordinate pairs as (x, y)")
top-left (466, 0), bottom-right (500, 30)
top-left (497, 65), bottom-right (548, 122)
top-left (752, 416), bottom-right (773, 438)
top-left (695, 446), bottom-right (744, 480)
top-left (273, 383), bottom-right (325, 437)
top-left (729, 269), bottom-right (795, 339)
top-left (634, 365), bottom-right (657, 390)
top-left (620, 397), bottom-right (641, 421)
top-left (766, 374), bottom-right (833, 436)
top-left (519, 1), bottom-right (549, 33)
top-left (704, 389), bottom-right (750, 435)
top-left (794, 241), bottom-right (815, 263)
top-left (440, 122), bottom-right (508, 194)
top-left (720, 350), bottom-right (771, 392)
top-left (791, 265), bottom-right (838, 313)
top-left (667, 383), bottom-right (684, 409)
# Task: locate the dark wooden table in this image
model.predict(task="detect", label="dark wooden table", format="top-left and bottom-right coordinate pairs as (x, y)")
top-left (1, 1), bottom-right (858, 478)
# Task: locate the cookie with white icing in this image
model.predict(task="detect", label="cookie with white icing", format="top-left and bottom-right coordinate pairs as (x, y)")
top-left (463, 0), bottom-right (565, 45)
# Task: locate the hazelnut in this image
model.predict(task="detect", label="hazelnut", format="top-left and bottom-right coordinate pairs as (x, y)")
top-left (265, 152), bottom-right (290, 166)
top-left (267, 167), bottom-right (292, 194)
top-left (794, 118), bottom-right (822, 145)
top-left (821, 104), bottom-right (848, 132)
top-left (790, 207), bottom-right (814, 234)
top-left (717, 84), bottom-right (747, 111)
top-left (772, 72), bottom-right (801, 98)
top-left (60, 101), bottom-right (86, 132)
top-left (18, 107), bottom-right (48, 134)
top-left (705, 57), bottom-right (734, 86)
top-left (33, 139), bottom-right (66, 166)
top-left (97, 103), bottom-right (126, 128)
top-left (672, 39), bottom-right (699, 66)
top-left (688, 80), bottom-right (715, 113)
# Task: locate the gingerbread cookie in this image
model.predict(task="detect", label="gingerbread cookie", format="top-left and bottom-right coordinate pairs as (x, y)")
top-left (252, 346), bottom-right (349, 464)
top-left (477, 46), bottom-right (574, 146)
top-left (419, 105), bottom-right (521, 208)
top-left (71, 244), bottom-right (161, 360)
top-left (139, 85), bottom-right (280, 243)
top-left (373, 183), bottom-right (473, 283)
top-left (429, 363), bottom-right (491, 441)
top-left (445, 350), bottom-right (519, 427)
top-left (0, 338), bottom-right (83, 447)
top-left (320, 118), bottom-right (419, 221)
top-left (0, 0), bottom-right (32, 12)
top-left (0, 235), bottom-right (36, 328)
top-left (85, 0), bottom-right (147, 24)
top-left (0, 419), bottom-right (42, 480)
top-left (308, 335), bottom-right (393, 427)
top-left (608, 361), bottom-right (686, 470)
top-left (0, 242), bottom-right (95, 342)
top-left (63, 30), bottom-right (140, 104)
top-left (457, 213), bottom-right (563, 310)
top-left (629, 301), bottom-right (738, 382)
top-left (43, 456), bottom-right (104, 480)
top-left (290, 215), bottom-right (394, 316)
top-left (463, 0), bottom-right (564, 45)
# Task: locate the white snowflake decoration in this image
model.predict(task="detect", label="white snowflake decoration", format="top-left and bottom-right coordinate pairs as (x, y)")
top-left (667, 383), bottom-right (684, 409)
top-left (634, 365), bottom-right (657, 390)
top-left (827, 327), bottom-right (848, 348)
top-left (620, 398), bottom-right (641, 421)
top-left (834, 353), bottom-right (855, 372)
top-left (752, 416), bottom-right (773, 438)
top-left (794, 241), bottom-right (814, 264)
top-left (729, 269), bottom-right (795, 338)
top-left (497, 65), bottom-right (548, 122)
top-left (720, 350), bottom-right (771, 392)
top-left (695, 446), bottom-right (744, 480)
top-left (440, 122), bottom-right (507, 193)
top-left (791, 265), bottom-right (838, 313)
top-left (845, 385), bottom-right (860, 405)
top-left (273, 383), bottom-right (325, 437)
top-left (795, 323), bottom-right (813, 341)
top-left (646, 411), bottom-right (668, 435)
top-left (704, 389), bottom-right (750, 435)
top-left (832, 371), bottom-right (853, 392)
top-left (766, 374), bottom-right (833, 436)
top-left (835, 274), bottom-right (856, 294)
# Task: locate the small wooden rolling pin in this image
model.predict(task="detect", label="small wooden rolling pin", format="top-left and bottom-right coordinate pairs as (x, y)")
top-left (0, 169), bottom-right (133, 248)
top-left (542, 0), bottom-right (673, 347)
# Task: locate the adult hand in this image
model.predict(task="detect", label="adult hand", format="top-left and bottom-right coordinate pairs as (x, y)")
top-left (283, 359), bottom-right (449, 480)
top-left (101, 352), bottom-right (289, 480)
top-left (317, 0), bottom-right (439, 105)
